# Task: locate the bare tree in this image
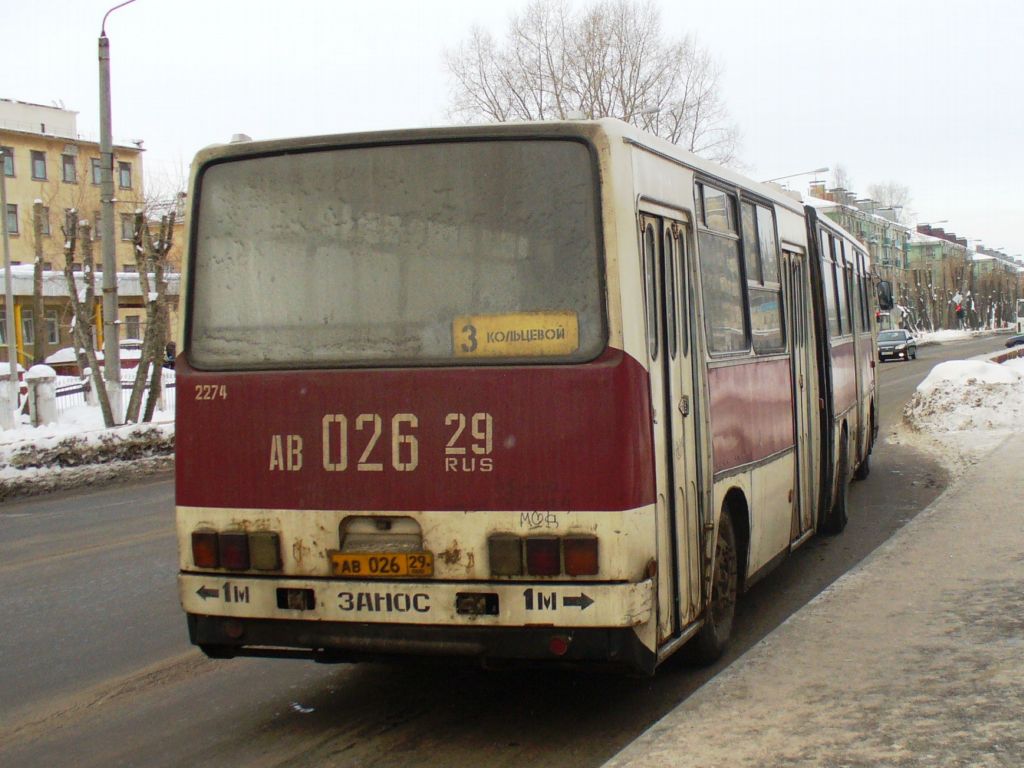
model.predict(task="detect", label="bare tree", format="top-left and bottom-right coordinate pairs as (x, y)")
top-left (124, 209), bottom-right (175, 424)
top-left (446, 0), bottom-right (740, 163)
top-left (62, 212), bottom-right (116, 428)
top-left (867, 181), bottom-right (913, 224)
top-left (831, 164), bottom-right (854, 192)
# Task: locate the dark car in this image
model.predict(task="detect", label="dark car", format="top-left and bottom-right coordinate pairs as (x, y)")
top-left (1005, 334), bottom-right (1024, 348)
top-left (877, 329), bottom-right (917, 362)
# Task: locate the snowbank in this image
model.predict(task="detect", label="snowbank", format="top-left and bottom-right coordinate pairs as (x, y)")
top-left (901, 357), bottom-right (1024, 472)
top-left (0, 404), bottom-right (174, 501)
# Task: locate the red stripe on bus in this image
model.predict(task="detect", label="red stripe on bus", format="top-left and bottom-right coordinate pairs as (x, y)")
top-left (708, 358), bottom-right (795, 474)
top-left (175, 349), bottom-right (656, 512)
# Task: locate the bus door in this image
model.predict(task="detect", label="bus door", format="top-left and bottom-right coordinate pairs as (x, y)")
top-left (784, 248), bottom-right (815, 541)
top-left (640, 213), bottom-right (702, 644)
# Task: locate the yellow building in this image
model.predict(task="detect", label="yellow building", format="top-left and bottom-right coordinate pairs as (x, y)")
top-left (0, 98), bottom-right (177, 366)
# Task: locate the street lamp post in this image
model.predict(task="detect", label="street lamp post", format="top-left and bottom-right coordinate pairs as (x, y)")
top-left (762, 167), bottom-right (830, 184)
top-left (98, 0), bottom-right (136, 423)
top-left (0, 149), bottom-right (17, 429)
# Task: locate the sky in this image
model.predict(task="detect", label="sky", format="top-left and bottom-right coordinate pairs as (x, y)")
top-left (4, 0), bottom-right (1022, 256)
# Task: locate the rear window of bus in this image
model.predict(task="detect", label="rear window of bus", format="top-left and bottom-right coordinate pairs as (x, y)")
top-left (188, 139), bottom-right (605, 369)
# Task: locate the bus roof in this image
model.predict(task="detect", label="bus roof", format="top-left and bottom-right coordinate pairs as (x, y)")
top-left (192, 118), bottom-right (806, 214)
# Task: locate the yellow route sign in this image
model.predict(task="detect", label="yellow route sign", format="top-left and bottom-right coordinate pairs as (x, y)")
top-left (453, 311), bottom-right (579, 358)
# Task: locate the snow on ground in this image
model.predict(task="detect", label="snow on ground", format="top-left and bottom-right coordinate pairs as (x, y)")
top-left (0, 401), bottom-right (175, 501)
top-left (899, 347), bottom-right (1024, 476)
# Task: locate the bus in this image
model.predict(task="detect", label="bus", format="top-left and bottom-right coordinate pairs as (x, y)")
top-left (176, 119), bottom-right (885, 674)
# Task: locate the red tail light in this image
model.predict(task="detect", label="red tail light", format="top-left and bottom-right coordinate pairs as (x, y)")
top-left (563, 536), bottom-right (599, 575)
top-left (218, 531), bottom-right (250, 570)
top-left (525, 537), bottom-right (560, 576)
top-left (191, 531), bottom-right (219, 568)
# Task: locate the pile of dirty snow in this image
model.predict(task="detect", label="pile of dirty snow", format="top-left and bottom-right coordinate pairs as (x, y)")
top-left (0, 404), bottom-right (174, 501)
top-left (901, 357), bottom-right (1024, 472)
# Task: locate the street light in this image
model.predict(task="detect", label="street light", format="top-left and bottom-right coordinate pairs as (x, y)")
top-left (762, 167), bottom-right (830, 183)
top-left (0, 148), bottom-right (16, 429)
top-left (98, 0), bottom-right (137, 423)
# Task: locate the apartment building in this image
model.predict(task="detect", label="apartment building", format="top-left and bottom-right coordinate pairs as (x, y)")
top-left (0, 98), bottom-right (174, 366)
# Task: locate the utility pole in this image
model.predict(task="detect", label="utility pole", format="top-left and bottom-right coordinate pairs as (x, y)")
top-left (98, 0), bottom-right (136, 422)
top-left (0, 148), bottom-right (17, 429)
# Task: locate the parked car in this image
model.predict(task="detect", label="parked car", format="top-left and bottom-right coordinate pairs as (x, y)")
top-left (1005, 334), bottom-right (1024, 348)
top-left (877, 329), bottom-right (917, 362)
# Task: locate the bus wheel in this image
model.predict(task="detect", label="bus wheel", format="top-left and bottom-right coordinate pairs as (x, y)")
top-left (853, 417), bottom-right (872, 481)
top-left (821, 440), bottom-right (850, 535)
top-left (853, 451), bottom-right (870, 481)
top-left (688, 512), bottom-right (738, 664)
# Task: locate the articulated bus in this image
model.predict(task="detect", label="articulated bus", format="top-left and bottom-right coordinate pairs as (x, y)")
top-left (176, 119), bottom-right (885, 674)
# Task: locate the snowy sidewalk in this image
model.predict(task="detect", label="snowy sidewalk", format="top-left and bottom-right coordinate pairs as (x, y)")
top-left (603, 430), bottom-right (1024, 768)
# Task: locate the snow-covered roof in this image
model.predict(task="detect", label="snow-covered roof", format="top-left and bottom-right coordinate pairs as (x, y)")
top-left (0, 266), bottom-right (180, 298)
top-left (805, 194), bottom-right (911, 233)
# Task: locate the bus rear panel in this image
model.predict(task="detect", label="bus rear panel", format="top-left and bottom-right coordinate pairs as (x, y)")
top-left (177, 130), bottom-right (659, 672)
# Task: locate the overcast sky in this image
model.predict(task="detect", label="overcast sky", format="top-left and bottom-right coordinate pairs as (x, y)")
top-left (5, 0), bottom-right (1022, 256)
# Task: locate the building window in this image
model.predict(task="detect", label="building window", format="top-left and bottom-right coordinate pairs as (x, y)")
top-left (46, 309), bottom-right (59, 344)
top-left (31, 150), bottom-right (47, 180)
top-left (62, 154), bottom-right (77, 183)
top-left (1, 147), bottom-right (13, 177)
top-left (125, 315), bottom-right (141, 339)
top-left (118, 161), bottom-right (132, 189)
top-left (123, 264), bottom-right (138, 273)
top-left (120, 213), bottom-right (134, 241)
top-left (93, 210), bottom-right (102, 239)
top-left (22, 309), bottom-right (34, 345)
top-left (39, 206), bottom-right (51, 236)
top-left (91, 157), bottom-right (102, 185)
top-left (0, 312), bottom-right (5, 343)
top-left (6, 204), bottom-right (18, 235)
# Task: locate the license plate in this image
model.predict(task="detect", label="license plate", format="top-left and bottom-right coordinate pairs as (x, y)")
top-left (329, 551), bottom-right (434, 578)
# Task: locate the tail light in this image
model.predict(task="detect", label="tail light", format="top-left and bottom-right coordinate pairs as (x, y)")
top-left (563, 536), bottom-right (599, 576)
top-left (191, 528), bottom-right (282, 571)
top-left (249, 531), bottom-right (281, 571)
top-left (525, 536), bottom-right (561, 576)
top-left (191, 531), bottom-right (219, 568)
top-left (488, 534), bottom-right (523, 576)
top-left (489, 532), bottom-right (602, 578)
top-left (218, 531), bottom-right (250, 571)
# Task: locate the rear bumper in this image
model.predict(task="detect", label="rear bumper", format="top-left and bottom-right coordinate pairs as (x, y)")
top-left (187, 614), bottom-right (656, 672)
top-left (878, 349), bottom-right (908, 360)
top-left (179, 573), bottom-right (656, 670)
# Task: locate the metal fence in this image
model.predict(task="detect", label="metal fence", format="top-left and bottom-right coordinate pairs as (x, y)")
top-left (53, 368), bottom-right (177, 417)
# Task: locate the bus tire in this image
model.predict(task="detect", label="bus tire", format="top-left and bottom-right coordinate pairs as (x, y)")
top-left (853, 415), bottom-right (872, 481)
top-left (688, 512), bottom-right (738, 665)
top-left (853, 451), bottom-right (870, 481)
top-left (821, 439), bottom-right (850, 535)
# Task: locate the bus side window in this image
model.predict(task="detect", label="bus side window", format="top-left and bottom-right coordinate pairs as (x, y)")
top-left (697, 184), bottom-right (747, 355)
top-left (834, 239), bottom-right (852, 336)
top-left (741, 202), bottom-right (784, 353)
top-left (858, 252), bottom-right (871, 329)
top-left (821, 231), bottom-right (841, 339)
top-left (642, 223), bottom-right (660, 360)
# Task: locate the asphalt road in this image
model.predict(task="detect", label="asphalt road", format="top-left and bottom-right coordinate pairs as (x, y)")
top-left (0, 334), bottom-right (1004, 768)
